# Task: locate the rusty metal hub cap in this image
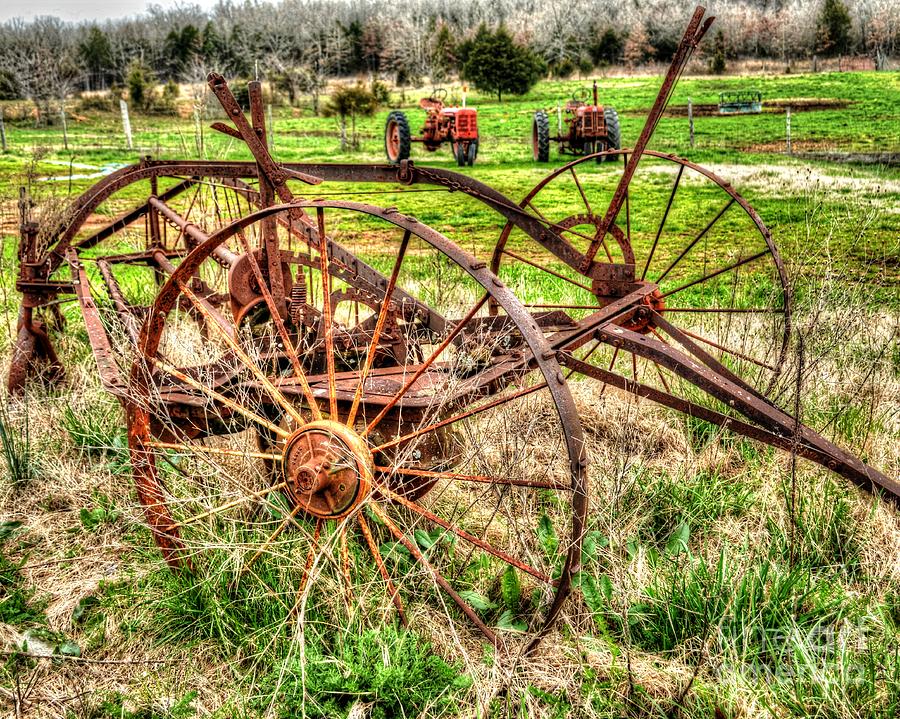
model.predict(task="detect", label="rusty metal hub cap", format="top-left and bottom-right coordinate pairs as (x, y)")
top-left (281, 420), bottom-right (373, 519)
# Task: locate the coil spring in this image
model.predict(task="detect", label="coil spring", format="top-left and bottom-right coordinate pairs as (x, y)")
top-left (290, 276), bottom-right (307, 325)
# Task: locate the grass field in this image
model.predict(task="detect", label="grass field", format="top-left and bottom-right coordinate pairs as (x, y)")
top-left (0, 69), bottom-right (898, 718)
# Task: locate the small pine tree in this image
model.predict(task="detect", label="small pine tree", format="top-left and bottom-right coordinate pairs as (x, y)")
top-left (78, 26), bottom-right (113, 90)
top-left (589, 27), bottom-right (624, 66)
top-left (460, 25), bottom-right (544, 102)
top-left (324, 82), bottom-right (380, 151)
top-left (710, 30), bottom-right (727, 74)
top-left (430, 22), bottom-right (457, 82)
top-left (126, 59), bottom-right (155, 110)
top-left (817, 0), bottom-right (853, 57)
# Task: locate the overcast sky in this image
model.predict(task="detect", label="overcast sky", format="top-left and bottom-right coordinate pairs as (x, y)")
top-left (1, 0), bottom-right (219, 23)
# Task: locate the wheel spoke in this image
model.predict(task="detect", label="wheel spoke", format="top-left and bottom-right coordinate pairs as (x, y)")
top-left (175, 280), bottom-right (307, 427)
top-left (148, 440), bottom-right (282, 461)
top-left (524, 303), bottom-right (599, 310)
top-left (147, 356), bottom-right (289, 438)
top-left (368, 502), bottom-right (501, 648)
top-left (171, 480), bottom-right (288, 529)
top-left (339, 524), bottom-right (353, 603)
top-left (290, 517), bottom-right (324, 614)
top-left (642, 165), bottom-right (684, 280)
top-left (374, 482), bottom-right (553, 584)
top-left (659, 248), bottom-right (770, 299)
top-left (242, 502), bottom-right (306, 573)
top-left (598, 345), bottom-right (620, 397)
top-left (316, 207), bottom-right (339, 420)
top-left (653, 360), bottom-right (672, 393)
top-left (234, 227), bottom-right (322, 421)
top-left (676, 326), bottom-right (777, 372)
top-left (568, 166), bottom-right (592, 217)
top-left (664, 306), bottom-right (784, 314)
top-left (363, 294), bottom-right (489, 436)
top-left (526, 198), bottom-right (610, 257)
top-left (358, 512), bottom-right (407, 624)
top-left (373, 381), bottom-right (548, 453)
top-left (501, 249), bottom-right (591, 292)
top-left (656, 198), bottom-right (735, 284)
top-left (347, 229), bottom-right (411, 427)
top-left (376, 465), bottom-right (570, 490)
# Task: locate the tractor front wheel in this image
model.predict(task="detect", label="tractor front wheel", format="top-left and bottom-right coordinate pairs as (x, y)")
top-left (466, 139), bottom-right (478, 166)
top-left (532, 111), bottom-right (550, 162)
top-left (453, 140), bottom-right (467, 167)
top-left (385, 111), bottom-right (411, 164)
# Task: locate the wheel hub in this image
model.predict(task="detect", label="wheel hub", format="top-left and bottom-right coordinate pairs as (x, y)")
top-left (281, 420), bottom-right (373, 519)
top-left (620, 288), bottom-right (666, 334)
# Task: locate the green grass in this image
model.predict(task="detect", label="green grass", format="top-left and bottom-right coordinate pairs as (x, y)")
top-left (1, 70), bottom-right (898, 305)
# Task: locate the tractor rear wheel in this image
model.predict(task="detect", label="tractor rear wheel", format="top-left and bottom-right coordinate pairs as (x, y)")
top-left (602, 108), bottom-right (621, 162)
top-left (385, 111), bottom-right (411, 164)
top-left (532, 111), bottom-right (550, 162)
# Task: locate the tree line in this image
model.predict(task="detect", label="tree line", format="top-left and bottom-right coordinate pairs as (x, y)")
top-left (0, 0), bottom-right (895, 116)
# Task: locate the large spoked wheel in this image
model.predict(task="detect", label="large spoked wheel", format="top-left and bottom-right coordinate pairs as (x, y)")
top-left (127, 200), bottom-right (587, 653)
top-left (491, 151), bottom-right (791, 406)
top-left (385, 111), bottom-right (411, 164)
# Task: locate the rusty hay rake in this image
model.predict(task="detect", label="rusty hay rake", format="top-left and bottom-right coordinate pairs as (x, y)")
top-left (7, 6), bottom-right (896, 653)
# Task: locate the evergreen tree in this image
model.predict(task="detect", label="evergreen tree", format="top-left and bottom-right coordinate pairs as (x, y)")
top-left (588, 27), bottom-right (623, 67)
top-left (127, 59), bottom-right (155, 109)
top-left (429, 22), bottom-right (457, 82)
top-left (200, 21), bottom-right (224, 67)
top-left (163, 25), bottom-right (201, 80)
top-left (709, 30), bottom-right (727, 74)
top-left (460, 25), bottom-right (543, 102)
top-left (817, 0), bottom-right (853, 56)
top-left (79, 26), bottom-right (113, 90)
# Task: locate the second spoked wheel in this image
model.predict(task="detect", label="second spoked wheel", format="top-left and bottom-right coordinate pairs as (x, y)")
top-left (492, 151), bottom-right (791, 403)
top-left (127, 200), bottom-right (586, 652)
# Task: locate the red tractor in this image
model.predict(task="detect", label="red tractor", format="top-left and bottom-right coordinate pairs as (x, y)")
top-left (532, 81), bottom-right (620, 162)
top-left (385, 89), bottom-right (479, 167)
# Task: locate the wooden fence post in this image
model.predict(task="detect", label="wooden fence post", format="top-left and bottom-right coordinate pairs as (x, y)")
top-left (193, 106), bottom-right (203, 157)
top-left (786, 106), bottom-right (792, 155)
top-left (0, 108), bottom-right (7, 152)
top-left (60, 103), bottom-right (68, 150)
top-left (688, 97), bottom-right (694, 149)
top-left (120, 99), bottom-right (133, 150)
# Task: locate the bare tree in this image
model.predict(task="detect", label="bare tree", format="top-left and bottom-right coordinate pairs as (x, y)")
top-left (0, 17), bottom-right (82, 125)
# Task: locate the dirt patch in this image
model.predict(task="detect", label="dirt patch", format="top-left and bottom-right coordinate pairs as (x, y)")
top-left (691, 161), bottom-right (900, 199)
top-left (658, 97), bottom-right (853, 117)
top-left (742, 139), bottom-right (844, 153)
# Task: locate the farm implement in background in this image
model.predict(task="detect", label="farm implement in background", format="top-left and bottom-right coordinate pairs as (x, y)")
top-left (718, 89), bottom-right (763, 114)
top-left (533, 80), bottom-right (621, 162)
top-left (8, 6), bottom-right (896, 654)
top-left (385, 88), bottom-right (479, 166)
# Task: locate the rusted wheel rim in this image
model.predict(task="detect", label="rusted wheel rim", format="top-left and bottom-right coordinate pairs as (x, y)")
top-left (128, 200), bottom-right (588, 652)
top-left (491, 150), bottom-right (791, 397)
